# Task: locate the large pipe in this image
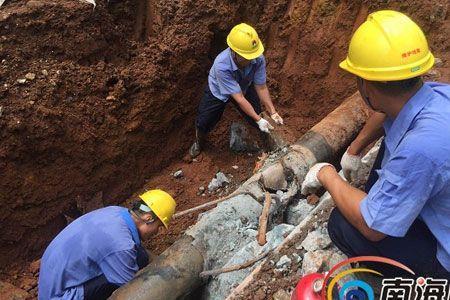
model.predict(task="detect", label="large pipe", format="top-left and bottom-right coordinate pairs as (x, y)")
top-left (109, 236), bottom-right (204, 300)
top-left (110, 92), bottom-right (369, 300)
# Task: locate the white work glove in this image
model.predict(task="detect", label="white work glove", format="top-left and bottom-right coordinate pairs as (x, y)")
top-left (340, 148), bottom-right (362, 182)
top-left (271, 112), bottom-right (284, 125)
top-left (256, 118), bottom-right (274, 133)
top-left (301, 163), bottom-right (334, 195)
top-left (82, 0), bottom-right (96, 7)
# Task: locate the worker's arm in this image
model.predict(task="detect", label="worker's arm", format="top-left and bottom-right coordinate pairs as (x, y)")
top-left (254, 83), bottom-right (275, 115)
top-left (231, 92), bottom-right (262, 121)
top-left (99, 249), bottom-right (139, 285)
top-left (318, 166), bottom-right (386, 241)
top-left (348, 112), bottom-right (386, 155)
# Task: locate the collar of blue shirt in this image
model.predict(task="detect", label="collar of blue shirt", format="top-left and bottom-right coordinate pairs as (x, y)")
top-left (227, 48), bottom-right (257, 71)
top-left (384, 83), bottom-right (434, 154)
top-left (120, 210), bottom-right (141, 246)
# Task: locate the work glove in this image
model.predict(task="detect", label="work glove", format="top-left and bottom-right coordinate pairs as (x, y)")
top-left (256, 118), bottom-right (274, 133)
top-left (83, 0), bottom-right (96, 7)
top-left (340, 148), bottom-right (362, 182)
top-left (271, 112), bottom-right (284, 125)
top-left (301, 163), bottom-right (334, 195)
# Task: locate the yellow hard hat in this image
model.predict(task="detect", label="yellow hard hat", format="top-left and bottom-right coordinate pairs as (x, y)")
top-left (339, 10), bottom-right (434, 81)
top-left (139, 189), bottom-right (176, 229)
top-left (227, 23), bottom-right (264, 60)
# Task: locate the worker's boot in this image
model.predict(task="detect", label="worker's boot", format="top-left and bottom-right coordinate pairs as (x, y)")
top-left (189, 128), bottom-right (207, 158)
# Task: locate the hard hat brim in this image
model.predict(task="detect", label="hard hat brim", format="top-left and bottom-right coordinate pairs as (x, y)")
top-left (339, 52), bottom-right (435, 81)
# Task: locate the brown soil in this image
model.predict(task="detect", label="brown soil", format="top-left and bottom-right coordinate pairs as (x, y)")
top-left (0, 0), bottom-right (449, 298)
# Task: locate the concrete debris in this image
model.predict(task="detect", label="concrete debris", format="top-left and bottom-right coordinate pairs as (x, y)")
top-left (435, 57), bottom-right (444, 68)
top-left (186, 194), bottom-right (263, 271)
top-left (286, 198), bottom-right (314, 225)
top-left (232, 165), bottom-right (239, 170)
top-left (301, 249), bottom-right (334, 275)
top-left (261, 163), bottom-right (288, 191)
top-left (292, 252), bottom-right (302, 264)
top-left (173, 170), bottom-right (183, 178)
top-left (275, 254), bottom-right (292, 273)
top-left (0, 281), bottom-right (31, 300)
top-left (25, 72), bottom-right (36, 81)
top-left (273, 289), bottom-right (291, 300)
top-left (198, 186), bottom-right (205, 192)
top-left (17, 78), bottom-right (26, 84)
top-left (208, 172), bottom-right (230, 192)
top-left (229, 122), bottom-right (260, 153)
top-left (41, 69), bottom-right (49, 76)
top-left (204, 223), bottom-right (294, 300)
top-left (300, 229), bottom-right (332, 252)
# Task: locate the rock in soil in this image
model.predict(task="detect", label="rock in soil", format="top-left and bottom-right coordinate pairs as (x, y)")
top-left (173, 170), bottom-right (183, 178)
top-left (208, 172), bottom-right (230, 192)
top-left (25, 73), bottom-right (36, 81)
top-left (275, 254), bottom-right (292, 273)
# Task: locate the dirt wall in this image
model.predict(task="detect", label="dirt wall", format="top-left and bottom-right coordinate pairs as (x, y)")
top-left (1, 0), bottom-right (449, 275)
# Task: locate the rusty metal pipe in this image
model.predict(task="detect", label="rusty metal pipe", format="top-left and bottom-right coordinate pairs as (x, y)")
top-left (110, 92), bottom-right (369, 300)
top-left (109, 236), bottom-right (203, 300)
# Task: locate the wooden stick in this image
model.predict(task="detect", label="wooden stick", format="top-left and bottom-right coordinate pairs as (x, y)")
top-left (257, 192), bottom-right (271, 246)
top-left (173, 192), bottom-right (246, 219)
top-left (200, 251), bottom-right (270, 278)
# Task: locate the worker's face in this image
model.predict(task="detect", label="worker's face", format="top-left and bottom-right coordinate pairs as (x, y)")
top-left (232, 51), bottom-right (251, 68)
top-left (137, 213), bottom-right (165, 240)
top-left (357, 77), bottom-right (380, 112)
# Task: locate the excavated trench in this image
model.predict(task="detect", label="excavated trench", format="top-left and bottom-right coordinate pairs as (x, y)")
top-left (0, 0), bottom-right (449, 297)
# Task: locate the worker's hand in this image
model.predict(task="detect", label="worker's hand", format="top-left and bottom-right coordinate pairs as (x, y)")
top-left (301, 163), bottom-right (334, 195)
top-left (270, 112), bottom-right (284, 125)
top-left (256, 118), bottom-right (274, 133)
top-left (340, 148), bottom-right (362, 182)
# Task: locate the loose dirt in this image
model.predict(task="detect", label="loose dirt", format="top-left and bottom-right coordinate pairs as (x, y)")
top-left (1, 0), bottom-right (449, 298)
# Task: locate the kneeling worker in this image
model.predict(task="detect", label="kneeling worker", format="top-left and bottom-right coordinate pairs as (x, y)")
top-left (190, 23), bottom-right (284, 157)
top-left (38, 189), bottom-right (176, 300)
top-left (302, 11), bottom-right (450, 278)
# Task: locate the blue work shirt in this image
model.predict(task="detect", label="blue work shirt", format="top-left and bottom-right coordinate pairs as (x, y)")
top-left (360, 82), bottom-right (450, 272)
top-left (208, 47), bottom-right (266, 102)
top-left (38, 206), bottom-right (141, 300)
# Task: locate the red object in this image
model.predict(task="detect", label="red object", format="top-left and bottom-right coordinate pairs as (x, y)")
top-left (291, 273), bottom-right (325, 300)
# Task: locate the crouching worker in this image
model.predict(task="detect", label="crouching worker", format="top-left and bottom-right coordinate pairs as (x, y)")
top-left (38, 190), bottom-right (176, 300)
top-left (302, 11), bottom-right (450, 279)
top-left (189, 23), bottom-right (284, 158)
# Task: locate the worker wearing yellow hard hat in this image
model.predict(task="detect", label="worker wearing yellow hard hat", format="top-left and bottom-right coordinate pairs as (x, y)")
top-left (190, 23), bottom-right (284, 158)
top-left (39, 189), bottom-right (176, 299)
top-left (302, 10), bottom-right (450, 279)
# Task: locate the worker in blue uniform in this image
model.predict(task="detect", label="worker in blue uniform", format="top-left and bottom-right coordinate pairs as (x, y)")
top-left (189, 23), bottom-right (284, 158)
top-left (38, 189), bottom-right (176, 300)
top-left (301, 11), bottom-right (450, 278)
